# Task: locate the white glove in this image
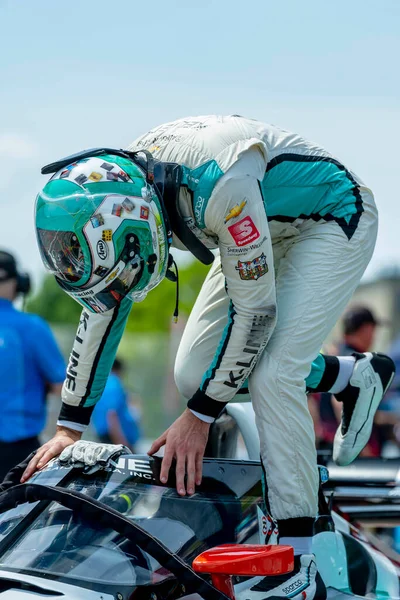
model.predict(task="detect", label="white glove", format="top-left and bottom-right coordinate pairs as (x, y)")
top-left (58, 440), bottom-right (130, 474)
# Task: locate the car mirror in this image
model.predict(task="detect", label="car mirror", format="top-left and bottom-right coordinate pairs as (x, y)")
top-left (192, 543), bottom-right (294, 599)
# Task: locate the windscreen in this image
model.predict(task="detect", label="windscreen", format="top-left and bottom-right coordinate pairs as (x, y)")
top-left (0, 475), bottom-right (261, 596)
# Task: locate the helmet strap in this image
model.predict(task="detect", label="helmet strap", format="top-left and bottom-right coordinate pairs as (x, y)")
top-left (165, 254), bottom-right (179, 323)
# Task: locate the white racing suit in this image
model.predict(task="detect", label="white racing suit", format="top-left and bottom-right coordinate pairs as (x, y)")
top-left (58, 115), bottom-right (378, 526)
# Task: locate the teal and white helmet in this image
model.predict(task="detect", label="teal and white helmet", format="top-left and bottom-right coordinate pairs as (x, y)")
top-left (35, 149), bottom-right (171, 313)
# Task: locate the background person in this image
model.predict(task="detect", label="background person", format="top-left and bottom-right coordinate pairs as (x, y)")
top-left (340, 305), bottom-right (383, 355)
top-left (92, 357), bottom-right (140, 451)
top-left (0, 250), bottom-right (66, 481)
top-left (375, 334), bottom-right (400, 458)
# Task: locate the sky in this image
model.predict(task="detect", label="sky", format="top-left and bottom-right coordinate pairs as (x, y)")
top-left (0, 0), bottom-right (399, 290)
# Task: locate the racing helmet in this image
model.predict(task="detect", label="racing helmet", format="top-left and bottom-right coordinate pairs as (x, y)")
top-left (35, 149), bottom-right (172, 314)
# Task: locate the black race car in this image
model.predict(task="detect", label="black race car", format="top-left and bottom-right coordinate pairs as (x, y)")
top-left (0, 403), bottom-right (398, 599)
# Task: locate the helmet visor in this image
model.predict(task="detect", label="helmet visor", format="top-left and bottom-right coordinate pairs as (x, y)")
top-left (37, 229), bottom-right (85, 283)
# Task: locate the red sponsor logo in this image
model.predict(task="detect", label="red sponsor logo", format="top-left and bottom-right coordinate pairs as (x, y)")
top-left (140, 206), bottom-right (149, 220)
top-left (228, 216), bottom-right (260, 247)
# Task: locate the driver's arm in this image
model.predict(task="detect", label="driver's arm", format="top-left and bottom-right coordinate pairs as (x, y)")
top-left (187, 163), bottom-right (277, 420)
top-left (21, 298), bottom-right (133, 482)
top-left (58, 297), bottom-right (133, 431)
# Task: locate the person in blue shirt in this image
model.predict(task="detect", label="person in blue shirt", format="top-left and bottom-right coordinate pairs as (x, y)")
top-left (0, 250), bottom-right (66, 481)
top-left (92, 357), bottom-right (140, 451)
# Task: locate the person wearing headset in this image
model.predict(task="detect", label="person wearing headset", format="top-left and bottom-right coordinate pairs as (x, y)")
top-left (22, 116), bottom-right (395, 600)
top-left (0, 250), bottom-right (66, 481)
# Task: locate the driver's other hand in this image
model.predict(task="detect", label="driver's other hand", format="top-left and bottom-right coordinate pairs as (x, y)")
top-left (21, 426), bottom-right (82, 483)
top-left (148, 408), bottom-right (211, 497)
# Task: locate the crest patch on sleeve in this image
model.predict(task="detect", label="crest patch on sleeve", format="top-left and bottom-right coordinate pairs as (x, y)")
top-left (235, 253), bottom-right (268, 280)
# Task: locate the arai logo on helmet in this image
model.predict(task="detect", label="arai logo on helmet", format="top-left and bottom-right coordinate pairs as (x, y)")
top-left (96, 240), bottom-right (108, 260)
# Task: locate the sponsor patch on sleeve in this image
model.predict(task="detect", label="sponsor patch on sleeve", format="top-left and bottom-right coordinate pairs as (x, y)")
top-left (235, 253), bottom-right (268, 280)
top-left (227, 216), bottom-right (260, 247)
top-left (224, 199), bottom-right (247, 223)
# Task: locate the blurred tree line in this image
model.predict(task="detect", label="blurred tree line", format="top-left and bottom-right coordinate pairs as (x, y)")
top-left (27, 258), bottom-right (211, 330)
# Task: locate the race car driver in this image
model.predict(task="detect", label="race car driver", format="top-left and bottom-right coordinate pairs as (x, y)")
top-left (24, 115), bottom-right (395, 600)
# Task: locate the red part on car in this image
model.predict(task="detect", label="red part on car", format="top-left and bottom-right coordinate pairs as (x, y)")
top-left (193, 544), bottom-right (294, 599)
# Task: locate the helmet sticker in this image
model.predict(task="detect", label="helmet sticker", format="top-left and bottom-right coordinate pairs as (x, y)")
top-left (106, 169), bottom-right (130, 183)
top-left (94, 266), bottom-right (108, 277)
top-left (112, 204), bottom-right (123, 217)
top-left (102, 229), bottom-right (112, 242)
top-left (52, 157), bottom-right (132, 186)
top-left (100, 162), bottom-right (114, 172)
top-left (157, 223), bottom-right (166, 268)
top-left (88, 172), bottom-right (102, 182)
top-left (90, 213), bottom-right (105, 228)
top-left (106, 171), bottom-right (119, 182)
top-left (75, 174), bottom-right (88, 185)
top-left (105, 268), bottom-right (119, 283)
top-left (96, 239), bottom-right (108, 260)
top-left (122, 198), bottom-right (135, 212)
top-left (82, 192), bottom-right (148, 284)
top-left (140, 206), bottom-right (149, 220)
top-left (57, 158), bottom-right (90, 180)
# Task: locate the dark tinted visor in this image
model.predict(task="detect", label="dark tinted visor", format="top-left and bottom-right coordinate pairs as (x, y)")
top-left (37, 229), bottom-right (85, 283)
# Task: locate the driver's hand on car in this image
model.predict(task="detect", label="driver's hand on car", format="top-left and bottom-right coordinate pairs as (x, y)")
top-left (148, 408), bottom-right (210, 496)
top-left (21, 426), bottom-right (82, 483)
